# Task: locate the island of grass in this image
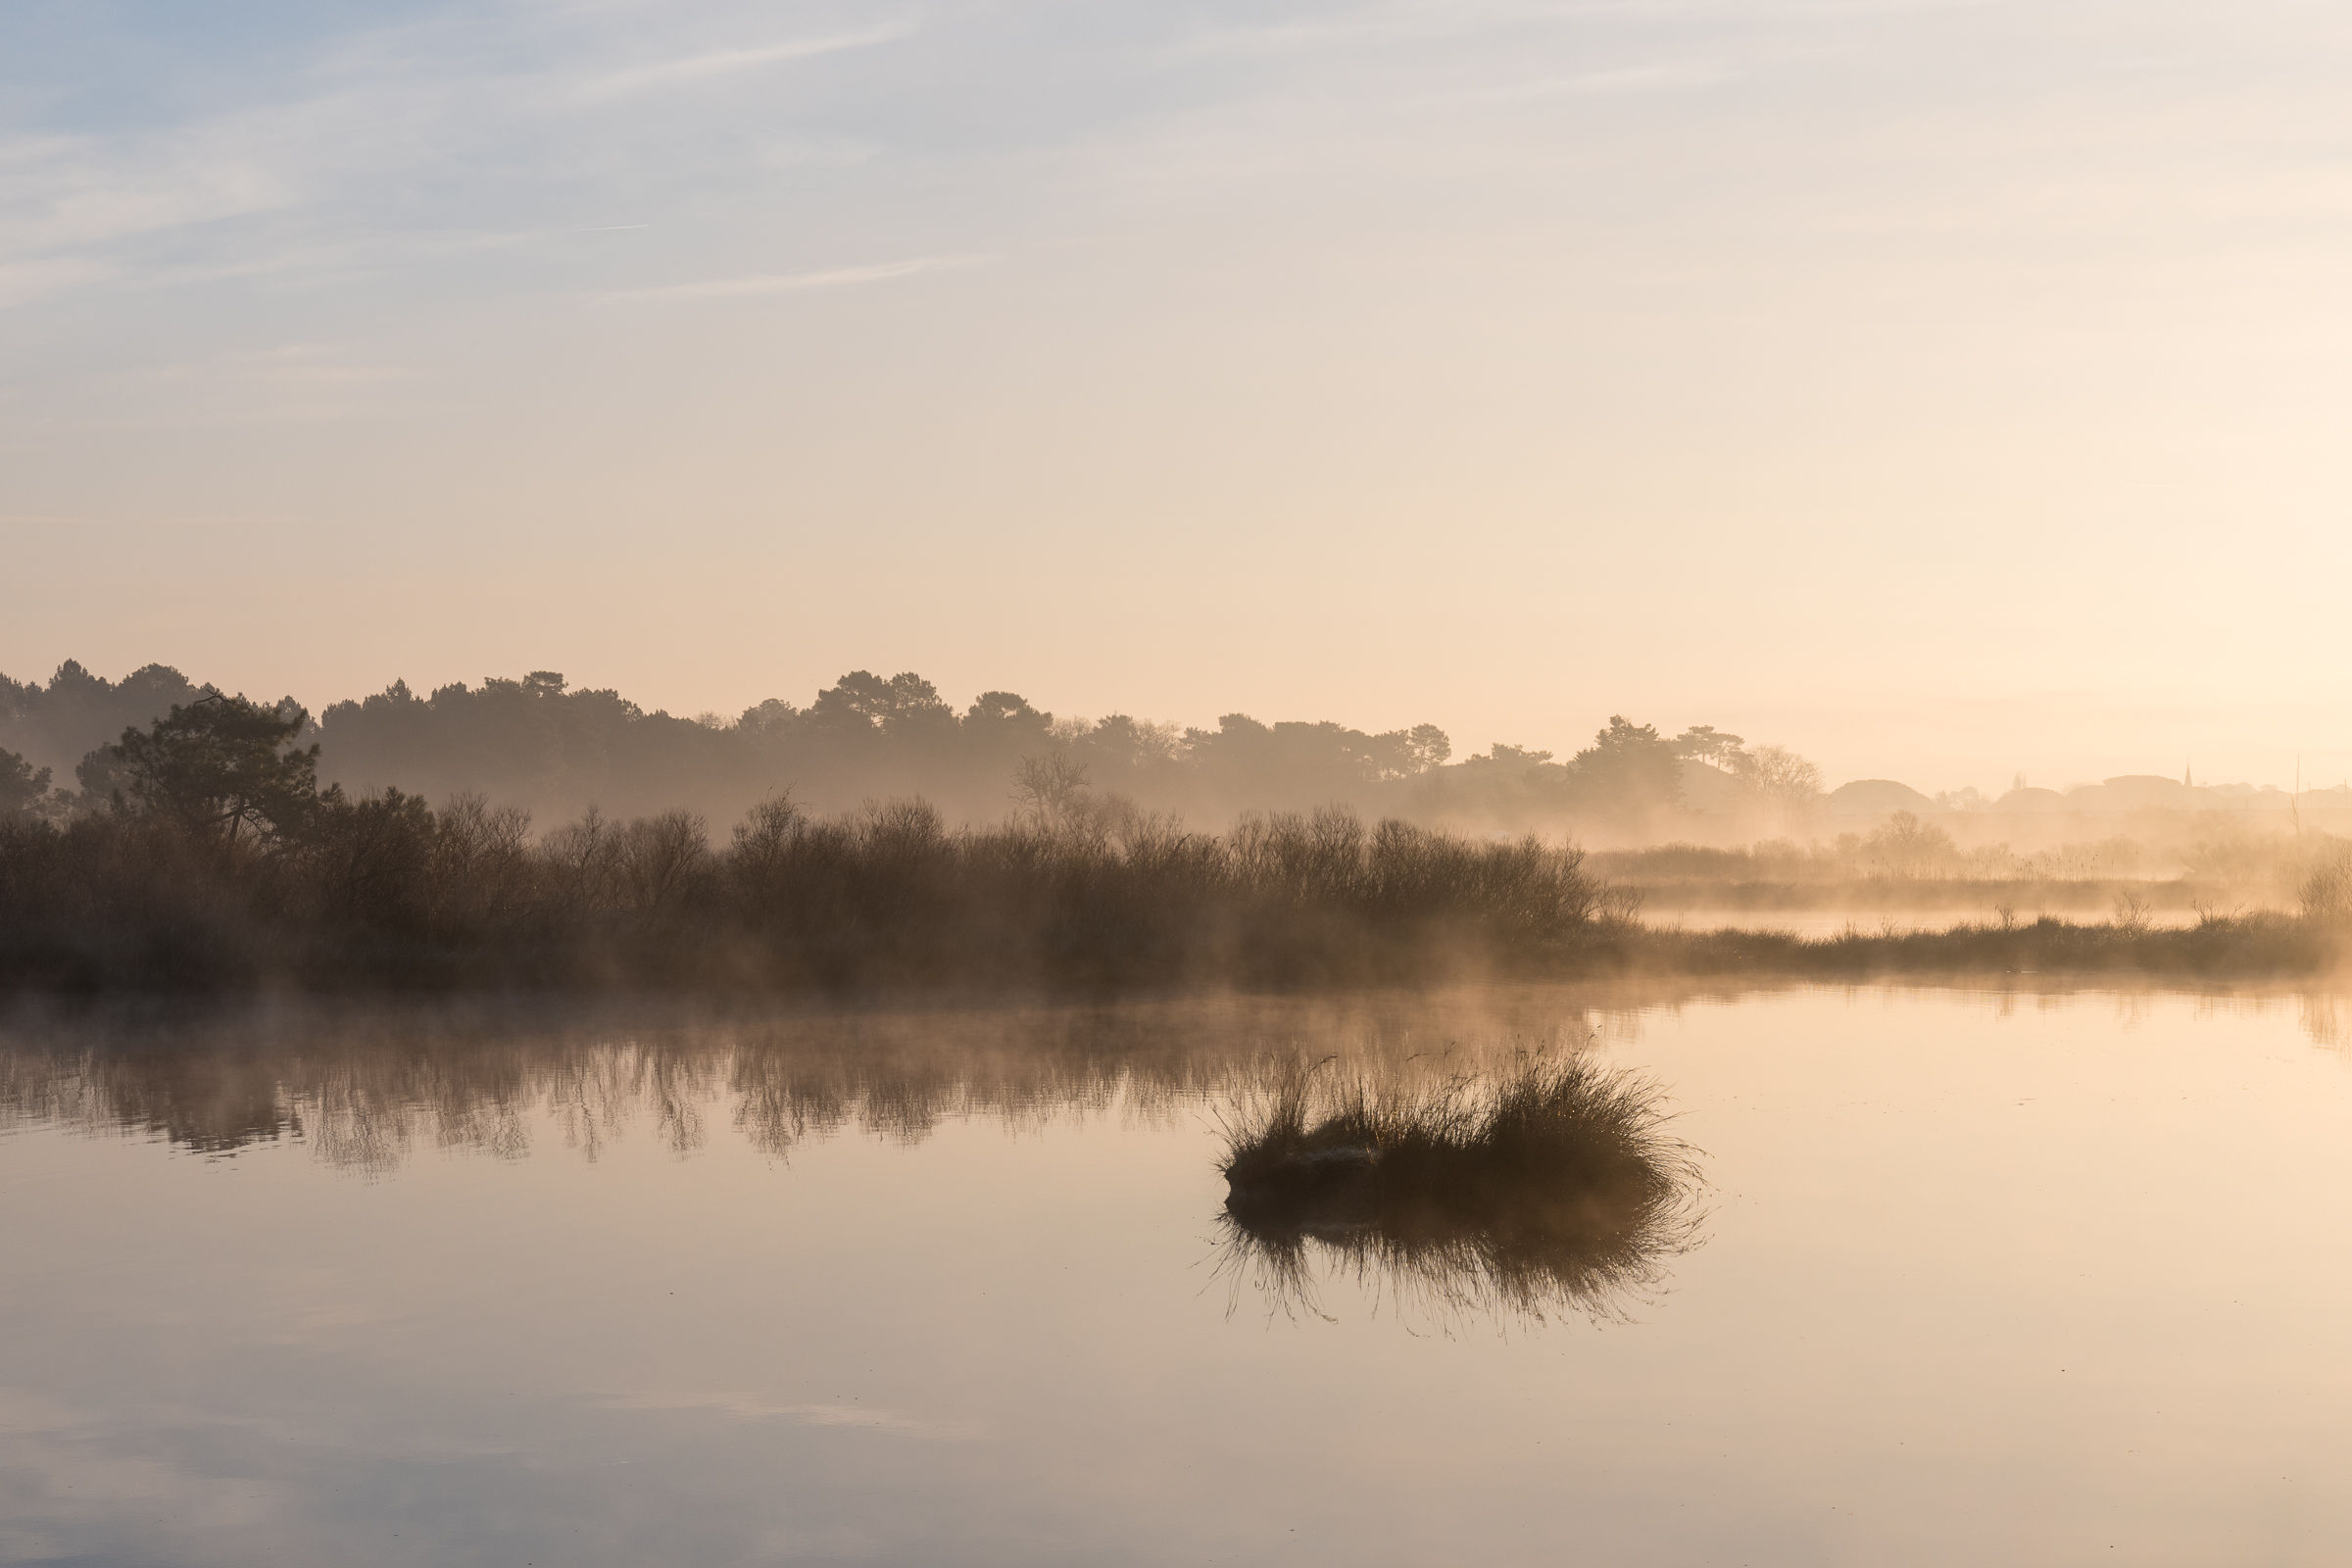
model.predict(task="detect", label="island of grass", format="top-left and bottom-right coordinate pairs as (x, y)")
top-left (1214, 1052), bottom-right (1704, 1324)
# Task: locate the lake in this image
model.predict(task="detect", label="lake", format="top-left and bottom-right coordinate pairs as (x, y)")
top-left (5, 982), bottom-right (2351, 1566)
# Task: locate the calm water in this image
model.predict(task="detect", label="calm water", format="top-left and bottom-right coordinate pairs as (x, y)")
top-left (1654, 907), bottom-right (2220, 937)
top-left (6, 983), bottom-right (2352, 1566)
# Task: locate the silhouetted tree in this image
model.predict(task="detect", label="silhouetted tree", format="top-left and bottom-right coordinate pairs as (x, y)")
top-left (1861, 809), bottom-right (1957, 878)
top-left (93, 693), bottom-right (321, 843)
top-left (0, 747), bottom-right (50, 820)
top-left (1395, 723), bottom-right (1452, 773)
top-left (618, 810), bottom-right (711, 927)
top-left (1012, 752), bottom-right (1092, 831)
top-left (301, 785), bottom-right (438, 929)
top-left (737, 698), bottom-right (801, 738)
top-left (1737, 743), bottom-right (1825, 830)
top-left (1572, 716), bottom-right (1683, 822)
top-left (16, 659), bottom-right (1471, 832)
top-left (809, 670), bottom-right (955, 735)
top-left (1671, 725), bottom-right (1744, 767)
top-left (0, 661), bottom-right (209, 779)
top-left (965, 691), bottom-right (1052, 731)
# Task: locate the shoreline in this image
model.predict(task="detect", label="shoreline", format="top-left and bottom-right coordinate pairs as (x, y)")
top-left (0, 910), bottom-right (2338, 998)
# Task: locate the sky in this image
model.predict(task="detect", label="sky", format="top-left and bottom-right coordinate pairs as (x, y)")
top-left (5, 0), bottom-right (2352, 794)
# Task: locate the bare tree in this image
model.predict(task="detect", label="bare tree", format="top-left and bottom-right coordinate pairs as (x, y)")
top-left (430, 792), bottom-right (533, 932)
top-left (2298, 838), bottom-right (2352, 923)
top-left (1737, 743), bottom-right (1825, 834)
top-left (1862, 810), bottom-right (1957, 880)
top-left (1012, 753), bottom-right (1091, 833)
top-left (543, 806), bottom-right (622, 915)
top-left (618, 810), bottom-right (710, 924)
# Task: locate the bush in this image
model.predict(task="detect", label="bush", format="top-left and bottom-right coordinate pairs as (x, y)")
top-left (2299, 839), bottom-right (2352, 924)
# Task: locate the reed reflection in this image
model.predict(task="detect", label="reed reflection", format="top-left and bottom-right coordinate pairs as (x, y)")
top-left (9, 981), bottom-right (2346, 1185)
top-left (0, 991), bottom-right (1637, 1174)
top-left (1212, 1050), bottom-right (1705, 1328)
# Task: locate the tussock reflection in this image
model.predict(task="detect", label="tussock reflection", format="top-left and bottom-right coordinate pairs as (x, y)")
top-left (1212, 1051), bottom-right (1705, 1328)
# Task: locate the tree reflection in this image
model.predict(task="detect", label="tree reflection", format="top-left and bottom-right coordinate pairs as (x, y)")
top-left (0, 989), bottom-right (1668, 1174)
top-left (11, 981), bottom-right (2347, 1189)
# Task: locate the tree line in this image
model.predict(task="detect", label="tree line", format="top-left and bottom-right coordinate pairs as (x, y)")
top-left (8, 680), bottom-right (2338, 994)
top-left (1, 660), bottom-right (1823, 838)
top-left (0, 689), bottom-right (1613, 991)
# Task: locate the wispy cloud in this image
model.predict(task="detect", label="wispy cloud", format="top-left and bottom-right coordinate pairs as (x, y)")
top-left (224, 343), bottom-right (411, 388)
top-left (1167, 0), bottom-right (1616, 61)
top-left (605, 254), bottom-right (988, 301)
top-left (1572, 61), bottom-right (1731, 92)
top-left (1444, 60), bottom-right (1735, 102)
top-left (760, 135), bottom-right (880, 169)
top-left (0, 128), bottom-right (294, 256)
top-left (577, 21), bottom-right (917, 98)
top-left (38, 342), bottom-right (419, 429)
top-left (0, 255), bottom-right (114, 310)
top-left (592, 1392), bottom-right (988, 1440)
top-left (0, 8), bottom-right (921, 313)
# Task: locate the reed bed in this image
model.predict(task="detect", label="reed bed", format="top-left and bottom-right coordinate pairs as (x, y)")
top-left (4, 789), bottom-right (2349, 994)
top-left (1614, 908), bottom-right (2333, 980)
top-left (0, 796), bottom-right (1602, 992)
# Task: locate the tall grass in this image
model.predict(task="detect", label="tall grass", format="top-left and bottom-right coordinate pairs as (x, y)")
top-left (1616, 907), bottom-right (2335, 979)
top-left (1214, 1050), bottom-right (1704, 1327)
top-left (0, 795), bottom-right (1603, 993)
top-left (9, 786), bottom-right (2352, 994)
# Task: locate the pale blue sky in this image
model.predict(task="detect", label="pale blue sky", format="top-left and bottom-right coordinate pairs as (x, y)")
top-left (7, 0), bottom-right (2352, 791)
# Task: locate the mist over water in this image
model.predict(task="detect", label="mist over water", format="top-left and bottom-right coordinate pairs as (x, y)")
top-left (8, 983), bottom-right (2352, 1565)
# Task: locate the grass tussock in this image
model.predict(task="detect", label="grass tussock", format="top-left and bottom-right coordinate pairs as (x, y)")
top-left (1214, 1050), bottom-right (1704, 1327)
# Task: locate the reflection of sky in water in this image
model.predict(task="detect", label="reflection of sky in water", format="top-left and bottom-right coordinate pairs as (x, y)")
top-left (1649, 908), bottom-right (2233, 939)
top-left (6, 985), bottom-right (2352, 1566)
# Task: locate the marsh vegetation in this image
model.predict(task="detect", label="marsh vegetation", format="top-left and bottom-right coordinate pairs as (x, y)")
top-left (0, 792), bottom-right (1606, 991)
top-left (1214, 1050), bottom-right (1704, 1326)
top-left (8, 684), bottom-right (2352, 994)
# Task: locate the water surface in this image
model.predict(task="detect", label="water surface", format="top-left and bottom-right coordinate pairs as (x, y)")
top-left (5, 984), bottom-right (2351, 1565)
